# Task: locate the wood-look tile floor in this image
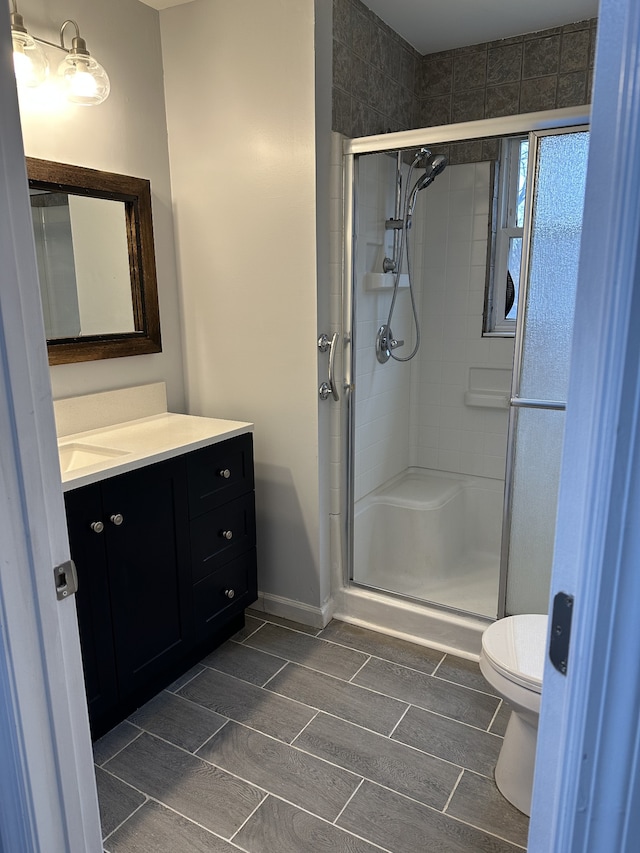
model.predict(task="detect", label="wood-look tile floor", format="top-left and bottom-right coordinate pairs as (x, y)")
top-left (95, 611), bottom-right (529, 852)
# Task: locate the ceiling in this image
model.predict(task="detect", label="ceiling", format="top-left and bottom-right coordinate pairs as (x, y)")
top-left (139, 0), bottom-right (600, 55)
top-left (361, 0), bottom-right (599, 54)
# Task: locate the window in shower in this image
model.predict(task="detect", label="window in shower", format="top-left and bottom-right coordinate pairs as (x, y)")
top-left (485, 136), bottom-right (529, 336)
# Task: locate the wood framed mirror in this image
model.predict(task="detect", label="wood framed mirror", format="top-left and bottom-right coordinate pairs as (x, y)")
top-left (26, 158), bottom-right (162, 365)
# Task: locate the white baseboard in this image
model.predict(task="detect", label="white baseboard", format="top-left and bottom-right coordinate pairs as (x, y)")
top-left (252, 591), bottom-right (334, 630)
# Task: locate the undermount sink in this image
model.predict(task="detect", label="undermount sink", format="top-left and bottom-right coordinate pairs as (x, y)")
top-left (58, 442), bottom-right (128, 473)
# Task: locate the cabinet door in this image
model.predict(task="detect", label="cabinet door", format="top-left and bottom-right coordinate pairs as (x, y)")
top-left (64, 484), bottom-right (118, 727)
top-left (102, 458), bottom-right (192, 699)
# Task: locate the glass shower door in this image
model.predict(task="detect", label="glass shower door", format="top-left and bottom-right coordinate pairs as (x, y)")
top-left (502, 128), bottom-right (590, 615)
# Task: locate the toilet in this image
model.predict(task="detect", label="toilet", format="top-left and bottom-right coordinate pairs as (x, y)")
top-left (479, 614), bottom-right (548, 817)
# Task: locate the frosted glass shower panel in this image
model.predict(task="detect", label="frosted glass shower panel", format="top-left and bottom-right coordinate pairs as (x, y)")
top-left (519, 131), bottom-right (589, 402)
top-left (506, 407), bottom-right (565, 615)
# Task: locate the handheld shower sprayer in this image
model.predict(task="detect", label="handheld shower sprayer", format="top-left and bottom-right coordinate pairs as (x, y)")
top-left (377, 148), bottom-right (449, 364)
top-left (406, 153), bottom-right (448, 224)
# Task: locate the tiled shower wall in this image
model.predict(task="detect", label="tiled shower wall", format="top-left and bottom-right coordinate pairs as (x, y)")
top-left (347, 155), bottom-right (514, 496)
top-left (332, 0), bottom-right (597, 138)
top-left (352, 153), bottom-right (413, 502)
top-left (410, 163), bottom-right (514, 479)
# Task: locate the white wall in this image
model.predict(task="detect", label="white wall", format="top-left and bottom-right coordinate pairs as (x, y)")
top-left (412, 161), bottom-right (515, 480)
top-left (161, 0), bottom-right (327, 615)
top-left (69, 196), bottom-right (133, 335)
top-left (17, 0), bottom-right (185, 411)
top-left (353, 153), bottom-right (413, 501)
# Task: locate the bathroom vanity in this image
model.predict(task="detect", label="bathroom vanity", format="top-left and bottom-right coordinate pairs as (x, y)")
top-left (57, 385), bottom-right (256, 738)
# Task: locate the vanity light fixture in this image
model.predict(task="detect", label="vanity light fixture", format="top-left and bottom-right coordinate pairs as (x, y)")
top-left (9, 1), bottom-right (48, 88)
top-left (9, 1), bottom-right (110, 106)
top-left (57, 20), bottom-right (110, 106)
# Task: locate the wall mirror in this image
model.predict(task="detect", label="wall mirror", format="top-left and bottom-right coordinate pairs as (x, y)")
top-left (26, 158), bottom-right (162, 365)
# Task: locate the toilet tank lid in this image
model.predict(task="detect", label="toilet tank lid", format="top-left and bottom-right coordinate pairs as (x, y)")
top-left (482, 614), bottom-right (548, 689)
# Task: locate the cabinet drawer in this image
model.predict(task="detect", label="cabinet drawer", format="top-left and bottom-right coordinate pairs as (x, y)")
top-left (193, 549), bottom-right (257, 632)
top-left (187, 433), bottom-right (254, 517)
top-left (190, 492), bottom-right (256, 583)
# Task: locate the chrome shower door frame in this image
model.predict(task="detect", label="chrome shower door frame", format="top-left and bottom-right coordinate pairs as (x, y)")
top-left (341, 107), bottom-right (591, 615)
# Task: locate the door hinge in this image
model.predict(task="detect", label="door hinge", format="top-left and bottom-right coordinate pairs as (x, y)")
top-left (549, 591), bottom-right (574, 675)
top-left (54, 559), bottom-right (78, 601)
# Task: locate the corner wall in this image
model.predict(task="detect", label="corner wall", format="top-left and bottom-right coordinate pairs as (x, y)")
top-left (161, 0), bottom-right (326, 616)
top-left (17, 0), bottom-right (185, 411)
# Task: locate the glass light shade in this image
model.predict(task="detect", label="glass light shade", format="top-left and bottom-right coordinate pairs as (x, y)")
top-left (12, 31), bottom-right (49, 88)
top-left (57, 54), bottom-right (110, 106)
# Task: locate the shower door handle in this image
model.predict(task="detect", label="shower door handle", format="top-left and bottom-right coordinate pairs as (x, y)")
top-left (318, 332), bottom-right (340, 401)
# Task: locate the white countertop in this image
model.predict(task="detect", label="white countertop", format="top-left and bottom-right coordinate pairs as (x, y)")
top-left (59, 412), bottom-right (253, 491)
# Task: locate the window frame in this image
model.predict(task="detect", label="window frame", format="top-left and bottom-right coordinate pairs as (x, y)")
top-left (484, 135), bottom-right (528, 336)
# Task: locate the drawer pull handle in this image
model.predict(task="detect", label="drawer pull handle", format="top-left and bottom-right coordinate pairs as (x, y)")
top-left (110, 513), bottom-right (124, 526)
top-left (221, 529), bottom-right (233, 540)
top-left (225, 588), bottom-right (235, 599)
top-left (218, 468), bottom-right (231, 479)
top-left (90, 521), bottom-right (104, 534)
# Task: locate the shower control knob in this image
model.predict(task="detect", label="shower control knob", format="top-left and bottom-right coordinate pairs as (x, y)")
top-left (90, 521), bottom-right (104, 534)
top-left (221, 529), bottom-right (233, 540)
top-left (218, 468), bottom-right (231, 479)
top-left (224, 588), bottom-right (235, 599)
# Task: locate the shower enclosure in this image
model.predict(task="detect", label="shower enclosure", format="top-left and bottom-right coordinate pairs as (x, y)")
top-left (340, 109), bottom-right (590, 629)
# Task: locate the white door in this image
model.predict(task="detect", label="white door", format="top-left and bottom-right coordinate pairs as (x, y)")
top-left (529, 0), bottom-right (640, 849)
top-left (0, 6), bottom-right (101, 851)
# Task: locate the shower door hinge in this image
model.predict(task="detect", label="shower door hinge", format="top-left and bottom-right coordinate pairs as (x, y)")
top-left (54, 559), bottom-right (78, 601)
top-left (549, 591), bottom-right (574, 675)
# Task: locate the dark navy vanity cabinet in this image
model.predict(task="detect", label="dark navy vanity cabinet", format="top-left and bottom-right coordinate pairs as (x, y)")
top-left (65, 433), bottom-right (257, 738)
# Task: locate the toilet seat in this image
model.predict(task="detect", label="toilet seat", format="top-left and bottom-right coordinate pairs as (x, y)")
top-left (482, 614), bottom-right (547, 694)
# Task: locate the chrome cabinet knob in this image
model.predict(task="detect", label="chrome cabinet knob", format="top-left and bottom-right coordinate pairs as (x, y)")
top-left (221, 529), bottom-right (233, 540)
top-left (218, 468), bottom-right (231, 479)
top-left (224, 588), bottom-right (235, 599)
top-left (110, 513), bottom-right (124, 526)
top-left (90, 521), bottom-right (104, 534)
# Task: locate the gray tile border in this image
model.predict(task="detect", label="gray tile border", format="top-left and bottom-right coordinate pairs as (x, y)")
top-left (244, 609), bottom-right (321, 636)
top-left (234, 796), bottom-right (383, 853)
top-left (446, 770), bottom-right (530, 848)
top-left (560, 28), bottom-right (591, 73)
top-left (165, 663), bottom-right (205, 694)
top-left (97, 622), bottom-right (537, 852)
top-left (331, 7), bottom-right (598, 138)
top-left (337, 780), bottom-right (524, 853)
top-left (392, 704), bottom-right (503, 778)
top-left (353, 656), bottom-right (500, 729)
top-left (489, 701), bottom-right (512, 736)
top-left (93, 721), bottom-right (142, 767)
top-left (178, 666), bottom-right (317, 743)
top-left (266, 661), bottom-right (408, 736)
top-left (201, 639), bottom-right (287, 686)
top-left (197, 720), bottom-right (362, 822)
top-left (522, 35), bottom-right (561, 79)
top-left (95, 767), bottom-right (145, 840)
top-left (128, 690), bottom-right (227, 753)
top-left (487, 43), bottom-right (523, 86)
top-left (434, 653), bottom-right (497, 695)
top-left (243, 622), bottom-right (369, 680)
top-left (295, 712), bottom-right (460, 810)
top-left (318, 620), bottom-right (442, 674)
top-left (104, 732), bottom-right (265, 839)
top-left (104, 799), bottom-right (238, 853)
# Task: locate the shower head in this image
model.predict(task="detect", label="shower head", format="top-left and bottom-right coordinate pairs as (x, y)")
top-left (415, 154), bottom-right (448, 192)
top-left (406, 154), bottom-right (448, 222)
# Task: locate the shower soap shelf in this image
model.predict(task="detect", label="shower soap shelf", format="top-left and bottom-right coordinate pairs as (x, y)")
top-left (464, 391), bottom-right (509, 409)
top-left (364, 272), bottom-right (409, 291)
